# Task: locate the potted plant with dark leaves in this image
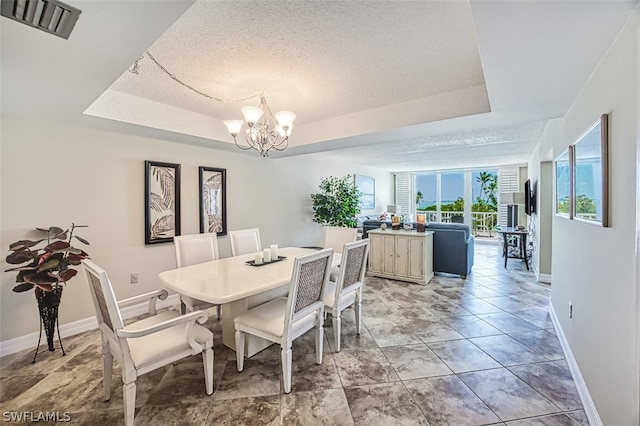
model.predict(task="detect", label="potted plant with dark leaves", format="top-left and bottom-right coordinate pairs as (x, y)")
top-left (310, 175), bottom-right (361, 228)
top-left (5, 224), bottom-right (90, 361)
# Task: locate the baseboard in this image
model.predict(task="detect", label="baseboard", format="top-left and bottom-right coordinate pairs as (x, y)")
top-left (549, 301), bottom-right (602, 426)
top-left (0, 293), bottom-right (181, 358)
top-left (530, 260), bottom-right (552, 284)
top-left (537, 272), bottom-right (552, 284)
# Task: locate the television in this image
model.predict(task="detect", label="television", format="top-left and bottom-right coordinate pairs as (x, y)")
top-left (524, 179), bottom-right (535, 215)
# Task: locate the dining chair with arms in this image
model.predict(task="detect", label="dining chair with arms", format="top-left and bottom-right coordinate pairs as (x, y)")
top-left (82, 259), bottom-right (214, 426)
top-left (229, 228), bottom-right (262, 256)
top-left (174, 233), bottom-right (221, 318)
top-left (234, 248), bottom-right (333, 393)
top-left (323, 239), bottom-right (369, 352)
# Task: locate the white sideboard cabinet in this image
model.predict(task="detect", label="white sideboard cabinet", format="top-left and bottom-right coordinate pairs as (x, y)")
top-left (367, 229), bottom-right (434, 285)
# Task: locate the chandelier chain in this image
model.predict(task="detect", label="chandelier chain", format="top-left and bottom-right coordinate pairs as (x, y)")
top-left (128, 51), bottom-right (263, 104)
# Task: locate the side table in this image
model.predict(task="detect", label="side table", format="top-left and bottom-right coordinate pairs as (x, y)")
top-left (500, 227), bottom-right (529, 270)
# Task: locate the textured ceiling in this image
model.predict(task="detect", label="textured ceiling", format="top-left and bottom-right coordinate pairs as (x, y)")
top-left (108, 1), bottom-right (487, 125)
top-left (3, 0), bottom-right (637, 172)
top-left (324, 121), bottom-right (549, 172)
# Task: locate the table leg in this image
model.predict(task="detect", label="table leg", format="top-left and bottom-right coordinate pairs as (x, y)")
top-left (503, 234), bottom-right (508, 268)
top-left (522, 234), bottom-right (529, 270)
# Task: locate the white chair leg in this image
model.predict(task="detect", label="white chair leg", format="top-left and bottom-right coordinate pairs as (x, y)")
top-left (355, 300), bottom-right (362, 335)
top-left (203, 347), bottom-right (214, 395)
top-left (282, 344), bottom-right (293, 393)
top-left (316, 311), bottom-right (324, 364)
top-left (122, 381), bottom-right (136, 426)
top-left (235, 330), bottom-right (245, 372)
top-left (332, 312), bottom-right (341, 353)
top-left (102, 345), bottom-right (113, 401)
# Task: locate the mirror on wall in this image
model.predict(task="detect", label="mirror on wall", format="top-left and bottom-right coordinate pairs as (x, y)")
top-left (555, 148), bottom-right (572, 218)
top-left (572, 114), bottom-right (609, 227)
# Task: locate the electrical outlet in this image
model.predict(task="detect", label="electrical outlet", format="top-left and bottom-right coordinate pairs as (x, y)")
top-left (569, 302), bottom-right (573, 319)
top-left (131, 273), bottom-right (138, 284)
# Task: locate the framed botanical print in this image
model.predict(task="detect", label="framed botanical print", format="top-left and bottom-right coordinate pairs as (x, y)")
top-left (199, 167), bottom-right (227, 235)
top-left (145, 161), bottom-right (181, 244)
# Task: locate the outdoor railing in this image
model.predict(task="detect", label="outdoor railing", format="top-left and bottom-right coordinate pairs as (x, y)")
top-left (415, 210), bottom-right (498, 237)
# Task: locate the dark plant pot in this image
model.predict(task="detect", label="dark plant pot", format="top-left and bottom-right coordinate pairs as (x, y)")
top-left (35, 287), bottom-right (63, 351)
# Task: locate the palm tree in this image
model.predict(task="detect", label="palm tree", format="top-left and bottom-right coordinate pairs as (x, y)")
top-left (475, 172), bottom-right (498, 210)
top-left (416, 191), bottom-right (424, 207)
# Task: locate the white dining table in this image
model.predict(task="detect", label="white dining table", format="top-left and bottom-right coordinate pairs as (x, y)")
top-left (158, 246), bottom-right (340, 357)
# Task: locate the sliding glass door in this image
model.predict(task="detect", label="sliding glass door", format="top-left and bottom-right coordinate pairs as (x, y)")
top-left (413, 169), bottom-right (499, 235)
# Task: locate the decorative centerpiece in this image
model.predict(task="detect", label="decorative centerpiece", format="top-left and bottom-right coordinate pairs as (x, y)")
top-left (5, 224), bottom-right (90, 362)
top-left (417, 214), bottom-right (426, 232)
top-left (391, 215), bottom-right (401, 230)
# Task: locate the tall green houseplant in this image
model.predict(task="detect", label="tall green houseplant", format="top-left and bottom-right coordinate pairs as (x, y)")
top-left (311, 175), bottom-right (361, 228)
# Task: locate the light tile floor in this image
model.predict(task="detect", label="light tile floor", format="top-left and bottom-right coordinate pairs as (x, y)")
top-left (0, 243), bottom-right (588, 425)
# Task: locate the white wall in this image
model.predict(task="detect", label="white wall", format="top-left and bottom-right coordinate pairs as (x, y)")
top-left (529, 8), bottom-right (639, 425)
top-left (0, 117), bottom-right (392, 343)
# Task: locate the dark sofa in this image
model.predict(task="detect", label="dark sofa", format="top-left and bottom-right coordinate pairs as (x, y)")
top-left (362, 220), bottom-right (473, 278)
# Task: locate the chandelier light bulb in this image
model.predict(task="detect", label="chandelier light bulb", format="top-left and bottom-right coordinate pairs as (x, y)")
top-left (240, 106), bottom-right (264, 126)
top-left (274, 110), bottom-right (296, 129)
top-left (223, 119), bottom-right (244, 136)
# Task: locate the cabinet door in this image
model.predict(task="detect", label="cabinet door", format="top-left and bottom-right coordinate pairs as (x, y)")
top-left (394, 235), bottom-right (409, 277)
top-left (368, 234), bottom-right (384, 273)
top-left (382, 235), bottom-right (396, 275)
top-left (407, 236), bottom-right (424, 280)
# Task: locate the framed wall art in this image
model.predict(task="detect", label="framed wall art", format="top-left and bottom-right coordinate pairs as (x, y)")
top-left (572, 113), bottom-right (609, 227)
top-left (355, 174), bottom-right (375, 209)
top-left (145, 161), bottom-right (181, 244)
top-left (199, 166), bottom-right (227, 235)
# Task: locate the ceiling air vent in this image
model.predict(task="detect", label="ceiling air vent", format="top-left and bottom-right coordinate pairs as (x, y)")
top-left (1, 0), bottom-right (81, 40)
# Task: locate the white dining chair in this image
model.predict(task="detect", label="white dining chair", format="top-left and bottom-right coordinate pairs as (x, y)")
top-left (229, 227), bottom-right (286, 307)
top-left (229, 228), bottom-right (262, 256)
top-left (323, 226), bottom-right (358, 280)
top-left (323, 239), bottom-right (369, 352)
top-left (82, 259), bottom-right (214, 426)
top-left (234, 248), bottom-right (333, 393)
top-left (174, 233), bottom-right (221, 318)
top-left (323, 226), bottom-right (358, 253)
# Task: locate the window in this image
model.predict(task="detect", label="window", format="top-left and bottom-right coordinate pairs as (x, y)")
top-left (441, 171), bottom-right (464, 213)
top-left (398, 168), bottom-right (510, 233)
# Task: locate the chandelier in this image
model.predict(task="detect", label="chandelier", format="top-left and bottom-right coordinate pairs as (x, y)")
top-left (223, 96), bottom-right (295, 157)
top-left (129, 52), bottom-right (295, 158)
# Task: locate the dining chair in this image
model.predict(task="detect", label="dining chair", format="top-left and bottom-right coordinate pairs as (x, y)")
top-left (323, 226), bottom-right (358, 280)
top-left (323, 239), bottom-right (369, 352)
top-left (234, 248), bottom-right (333, 393)
top-left (323, 226), bottom-right (358, 253)
top-left (82, 259), bottom-right (214, 426)
top-left (229, 227), bottom-right (286, 307)
top-left (174, 233), bottom-right (221, 318)
top-left (229, 228), bottom-right (262, 256)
